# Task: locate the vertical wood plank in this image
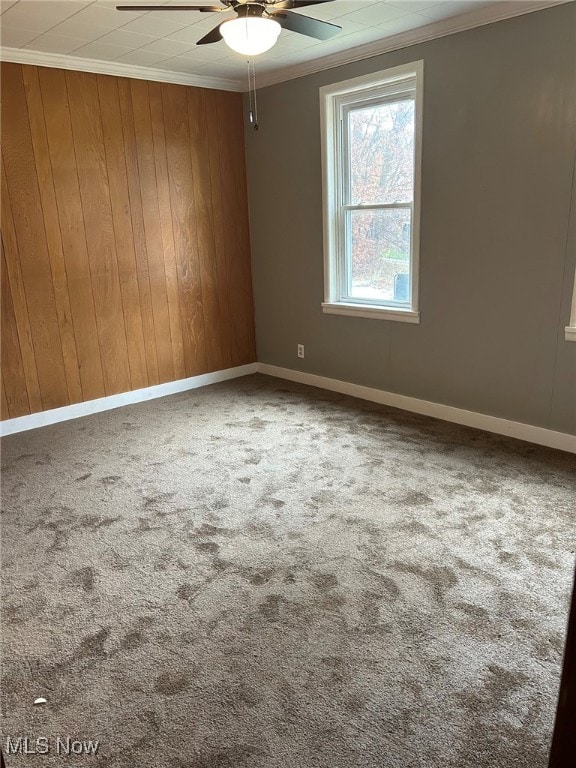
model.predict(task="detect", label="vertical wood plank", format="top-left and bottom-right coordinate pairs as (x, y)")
top-left (0, 372), bottom-right (9, 421)
top-left (187, 87), bottom-right (224, 373)
top-left (22, 65), bottom-right (83, 405)
top-left (162, 83), bottom-right (208, 377)
top-left (1, 63), bottom-right (69, 410)
top-left (148, 81), bottom-right (186, 381)
top-left (130, 79), bottom-right (175, 385)
top-left (0, 158), bottom-right (43, 413)
top-left (118, 77), bottom-right (160, 386)
top-left (216, 91), bottom-right (255, 366)
top-left (66, 70), bottom-right (131, 396)
top-left (1, 239), bottom-right (30, 417)
top-left (205, 90), bottom-right (233, 371)
top-left (38, 66), bottom-right (106, 402)
top-left (227, 94), bottom-right (256, 365)
top-left (97, 74), bottom-right (148, 391)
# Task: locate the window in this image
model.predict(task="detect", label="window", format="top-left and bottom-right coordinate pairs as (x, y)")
top-left (320, 61), bottom-right (423, 322)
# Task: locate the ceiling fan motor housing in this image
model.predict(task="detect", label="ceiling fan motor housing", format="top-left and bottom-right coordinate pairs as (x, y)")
top-left (235, 3), bottom-right (268, 19)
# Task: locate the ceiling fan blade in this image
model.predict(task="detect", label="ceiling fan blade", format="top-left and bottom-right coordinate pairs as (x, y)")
top-left (116, 5), bottom-right (222, 11)
top-left (272, 1), bottom-right (336, 8)
top-left (196, 22), bottom-right (224, 45)
top-left (270, 10), bottom-right (341, 40)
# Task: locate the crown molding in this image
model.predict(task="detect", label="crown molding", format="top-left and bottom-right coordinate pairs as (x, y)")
top-left (0, 1), bottom-right (569, 93)
top-left (254, 0), bottom-right (571, 90)
top-left (0, 47), bottom-right (244, 92)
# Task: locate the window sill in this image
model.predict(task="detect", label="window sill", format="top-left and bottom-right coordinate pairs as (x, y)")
top-left (565, 326), bottom-right (576, 342)
top-left (321, 302), bottom-right (420, 323)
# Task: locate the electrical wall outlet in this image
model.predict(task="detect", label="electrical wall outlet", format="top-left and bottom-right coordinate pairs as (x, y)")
top-left (297, 344), bottom-right (305, 359)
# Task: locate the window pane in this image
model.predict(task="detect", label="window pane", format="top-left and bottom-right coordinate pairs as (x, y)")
top-left (348, 99), bottom-right (415, 205)
top-left (347, 208), bottom-right (411, 303)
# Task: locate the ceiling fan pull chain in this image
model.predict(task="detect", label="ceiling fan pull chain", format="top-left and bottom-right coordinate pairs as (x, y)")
top-left (247, 58), bottom-right (259, 132)
top-left (251, 58), bottom-right (259, 132)
top-left (247, 58), bottom-right (253, 124)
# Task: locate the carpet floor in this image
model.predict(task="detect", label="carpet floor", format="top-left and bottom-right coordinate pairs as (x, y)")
top-left (1, 374), bottom-right (575, 768)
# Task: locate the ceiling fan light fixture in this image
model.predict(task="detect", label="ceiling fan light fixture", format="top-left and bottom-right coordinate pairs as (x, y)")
top-left (221, 16), bottom-right (281, 56)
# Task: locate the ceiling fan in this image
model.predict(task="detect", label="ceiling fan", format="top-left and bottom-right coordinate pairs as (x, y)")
top-left (116, 1), bottom-right (342, 56)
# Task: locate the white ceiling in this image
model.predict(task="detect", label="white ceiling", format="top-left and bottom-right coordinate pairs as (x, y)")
top-left (0, 0), bottom-right (567, 90)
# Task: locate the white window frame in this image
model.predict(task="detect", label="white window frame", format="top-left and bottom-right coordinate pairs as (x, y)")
top-left (320, 61), bottom-right (424, 323)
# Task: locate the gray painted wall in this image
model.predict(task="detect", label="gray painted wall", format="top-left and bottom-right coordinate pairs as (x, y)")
top-left (245, 4), bottom-right (576, 436)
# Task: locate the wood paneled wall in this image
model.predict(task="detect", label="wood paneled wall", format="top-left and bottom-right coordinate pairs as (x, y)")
top-left (1, 63), bottom-right (255, 420)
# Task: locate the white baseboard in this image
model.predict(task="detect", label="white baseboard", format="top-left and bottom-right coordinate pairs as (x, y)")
top-left (258, 363), bottom-right (576, 454)
top-left (2, 360), bottom-right (574, 453)
top-left (0, 363), bottom-right (258, 437)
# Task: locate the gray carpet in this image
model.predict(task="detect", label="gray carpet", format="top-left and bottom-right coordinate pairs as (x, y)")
top-left (1, 374), bottom-right (574, 768)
